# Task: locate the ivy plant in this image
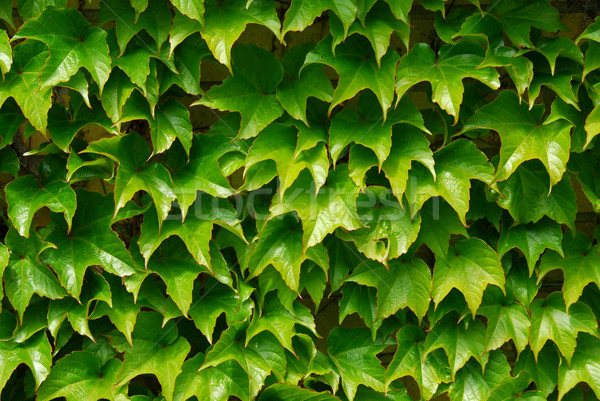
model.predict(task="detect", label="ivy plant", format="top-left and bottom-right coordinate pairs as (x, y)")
top-left (0, 0), bottom-right (600, 400)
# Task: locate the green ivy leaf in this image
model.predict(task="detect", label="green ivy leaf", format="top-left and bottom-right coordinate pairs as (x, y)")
top-left (326, 236), bottom-right (363, 292)
top-left (506, 260), bottom-right (539, 309)
top-left (338, 187), bottom-right (421, 263)
top-left (0, 243), bottom-right (8, 305)
top-left (330, 1), bottom-right (409, 65)
top-left (89, 274), bottom-right (140, 346)
top-left (257, 267), bottom-right (298, 316)
top-left (270, 166), bottom-right (364, 250)
top-left (130, 0), bottom-right (148, 16)
top-left (5, 174), bottom-right (76, 238)
top-left (520, 37), bottom-right (583, 76)
top-left (193, 45), bottom-right (284, 139)
top-left (143, 237), bottom-right (209, 315)
top-left (498, 218), bottom-right (563, 276)
top-left (539, 231), bottom-right (600, 311)
top-left (395, 42), bottom-right (500, 123)
top-left (530, 89), bottom-right (589, 151)
top-left (514, 346), bottom-right (559, 397)
top-left (290, 101), bottom-right (330, 158)
top-left (386, 325), bottom-right (451, 400)
top-left (99, 68), bottom-right (136, 126)
top-left (246, 294), bottom-right (317, 352)
top-left (84, 132), bottom-right (176, 226)
top-left (0, 29), bottom-right (11, 78)
top-left (488, 373), bottom-right (541, 401)
top-left (529, 293), bottom-right (598, 365)
top-left (36, 352), bottom-right (121, 401)
top-left (422, 0), bottom-right (445, 15)
top-left (570, 151), bottom-right (600, 212)
top-left (249, 214), bottom-right (314, 292)
top-left (282, 332), bottom-right (317, 384)
top-left (168, 134), bottom-right (240, 220)
top-left (173, 354), bottom-right (250, 401)
top-left (304, 34), bottom-right (399, 119)
top-left (528, 59), bottom-right (580, 111)
top-left (0, 41), bottom-right (52, 132)
top-left (66, 150), bottom-right (115, 184)
top-left (139, 194), bottom-right (243, 270)
top-left (582, 41), bottom-right (600, 82)
top-left (128, 276), bottom-right (182, 324)
top-left (171, 0), bottom-right (205, 25)
top-left (282, 0), bottom-right (357, 38)
top-left (188, 277), bottom-right (245, 344)
top-left (0, 0), bottom-right (13, 28)
top-left (246, 123), bottom-right (329, 200)
top-left (260, 383), bottom-right (340, 400)
top-left (100, 0), bottom-right (171, 56)
top-left (463, 91), bottom-right (572, 186)
top-left (119, 92), bottom-right (193, 156)
top-left (381, 126), bottom-right (435, 204)
top-left (329, 94), bottom-right (430, 168)
top-left (339, 282), bottom-right (381, 338)
top-left (47, 95), bottom-right (118, 153)
top-left (328, 327), bottom-right (393, 401)
top-left (114, 311), bottom-right (191, 401)
top-left (16, 0), bottom-right (66, 20)
top-left (276, 43), bottom-right (334, 125)
top-left (347, 145), bottom-right (378, 189)
top-left (6, 298), bottom-right (48, 343)
top-left (478, 287), bottom-right (531, 353)
top-left (3, 228), bottom-right (65, 321)
top-left (169, 11), bottom-right (204, 57)
top-left (406, 139), bottom-right (494, 225)
top-left (105, 29), bottom-right (177, 99)
top-left (577, 16), bottom-right (600, 44)
top-left (449, 350), bottom-right (511, 401)
top-left (462, 0), bottom-right (566, 48)
top-left (424, 314), bottom-right (486, 379)
top-left (414, 198), bottom-right (468, 257)
top-left (558, 334), bottom-right (600, 401)
top-left (478, 45), bottom-right (534, 98)
top-left (47, 273), bottom-right (110, 341)
top-left (160, 34), bottom-right (210, 96)
top-left (202, 0), bottom-right (281, 70)
top-left (0, 100), bottom-right (26, 149)
top-left (299, 262), bottom-right (327, 311)
top-left (0, 331), bottom-right (52, 394)
top-left (40, 190), bottom-right (136, 299)
top-left (495, 161), bottom-right (576, 230)
top-left (202, 324), bottom-right (286, 399)
top-left (347, 256), bottom-right (431, 322)
top-left (587, 105), bottom-right (600, 153)
top-left (433, 238), bottom-right (504, 317)
top-left (354, 386), bottom-right (413, 401)
top-left (14, 7), bottom-right (111, 92)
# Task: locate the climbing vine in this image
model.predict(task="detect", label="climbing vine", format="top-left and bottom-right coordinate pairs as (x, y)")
top-left (1, 0), bottom-right (600, 400)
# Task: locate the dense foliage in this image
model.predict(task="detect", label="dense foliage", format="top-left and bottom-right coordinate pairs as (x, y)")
top-left (1, 0), bottom-right (600, 400)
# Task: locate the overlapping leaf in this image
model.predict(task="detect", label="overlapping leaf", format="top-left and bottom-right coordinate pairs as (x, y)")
top-left (194, 45), bottom-right (284, 139)
top-left (395, 41), bottom-right (500, 123)
top-left (14, 7), bottom-right (111, 92)
top-left (84, 132), bottom-right (176, 226)
top-left (201, 0), bottom-right (281, 70)
top-left (0, 41), bottom-right (52, 132)
top-left (433, 238), bottom-right (504, 316)
top-left (463, 91), bottom-right (572, 186)
top-left (304, 34), bottom-right (399, 119)
top-left (40, 190), bottom-right (137, 299)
